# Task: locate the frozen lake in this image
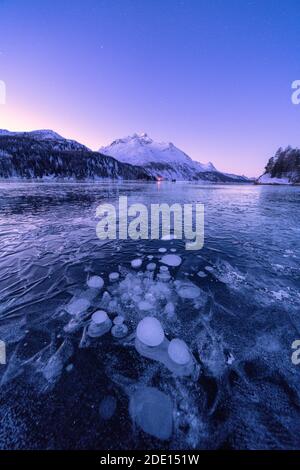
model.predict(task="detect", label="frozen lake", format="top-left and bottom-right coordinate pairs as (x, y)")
top-left (0, 181), bottom-right (299, 449)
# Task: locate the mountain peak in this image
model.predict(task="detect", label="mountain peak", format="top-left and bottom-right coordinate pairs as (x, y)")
top-left (131, 132), bottom-right (153, 143)
top-left (99, 133), bottom-right (220, 176)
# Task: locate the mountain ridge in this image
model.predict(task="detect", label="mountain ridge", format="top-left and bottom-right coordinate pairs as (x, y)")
top-left (100, 133), bottom-right (248, 182)
top-left (0, 130), bottom-right (152, 181)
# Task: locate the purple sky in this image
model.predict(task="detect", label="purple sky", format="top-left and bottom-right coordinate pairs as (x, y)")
top-left (1, 0), bottom-right (300, 176)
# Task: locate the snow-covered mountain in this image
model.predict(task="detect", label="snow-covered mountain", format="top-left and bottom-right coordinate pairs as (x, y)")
top-left (0, 129), bottom-right (152, 181)
top-left (257, 147), bottom-right (300, 184)
top-left (0, 129), bottom-right (89, 152)
top-left (100, 133), bottom-right (248, 182)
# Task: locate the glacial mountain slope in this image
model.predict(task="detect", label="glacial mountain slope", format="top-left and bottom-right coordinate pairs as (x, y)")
top-left (100, 133), bottom-right (249, 182)
top-left (0, 131), bottom-right (152, 181)
top-left (257, 147), bottom-right (300, 184)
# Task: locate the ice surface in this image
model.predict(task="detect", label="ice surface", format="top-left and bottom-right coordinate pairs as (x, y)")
top-left (160, 254), bottom-right (182, 267)
top-left (43, 340), bottom-right (74, 383)
top-left (131, 258), bottom-right (143, 269)
top-left (2, 183), bottom-right (300, 450)
top-left (87, 275), bottom-right (104, 289)
top-left (129, 387), bottom-right (173, 440)
top-left (168, 338), bottom-right (191, 365)
top-left (136, 317), bottom-right (165, 346)
top-left (197, 329), bottom-right (227, 377)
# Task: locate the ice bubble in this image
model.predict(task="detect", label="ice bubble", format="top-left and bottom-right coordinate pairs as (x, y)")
top-left (111, 323), bottom-right (128, 338)
top-left (87, 275), bottom-right (104, 289)
top-left (113, 315), bottom-right (125, 325)
top-left (164, 301), bottom-right (175, 318)
top-left (92, 310), bottom-right (108, 324)
top-left (157, 272), bottom-right (171, 282)
top-left (136, 317), bottom-right (165, 347)
top-left (197, 271), bottom-right (207, 278)
top-left (147, 255), bottom-right (154, 260)
top-left (160, 265), bottom-right (169, 272)
top-left (168, 339), bottom-right (191, 365)
top-left (109, 272), bottom-right (120, 282)
top-left (111, 315), bottom-right (128, 338)
top-left (88, 310), bottom-right (112, 338)
top-left (66, 363), bottom-right (74, 373)
top-left (158, 247), bottom-right (167, 253)
top-left (100, 291), bottom-right (112, 309)
top-left (138, 300), bottom-right (153, 312)
top-left (226, 352), bottom-right (235, 365)
top-left (66, 298), bottom-right (91, 316)
top-left (146, 262), bottom-right (156, 271)
top-left (161, 254), bottom-right (182, 267)
top-left (204, 266), bottom-right (214, 273)
top-left (99, 395), bottom-right (117, 420)
top-left (170, 248), bottom-right (177, 253)
top-left (131, 258), bottom-right (143, 269)
top-left (129, 387), bottom-right (173, 440)
top-left (177, 283), bottom-right (200, 299)
top-left (107, 299), bottom-right (118, 312)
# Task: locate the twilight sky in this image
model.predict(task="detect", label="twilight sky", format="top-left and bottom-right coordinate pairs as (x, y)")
top-left (0, 0), bottom-right (300, 176)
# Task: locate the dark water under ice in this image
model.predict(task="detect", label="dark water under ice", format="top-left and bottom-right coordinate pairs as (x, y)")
top-left (0, 181), bottom-right (299, 450)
